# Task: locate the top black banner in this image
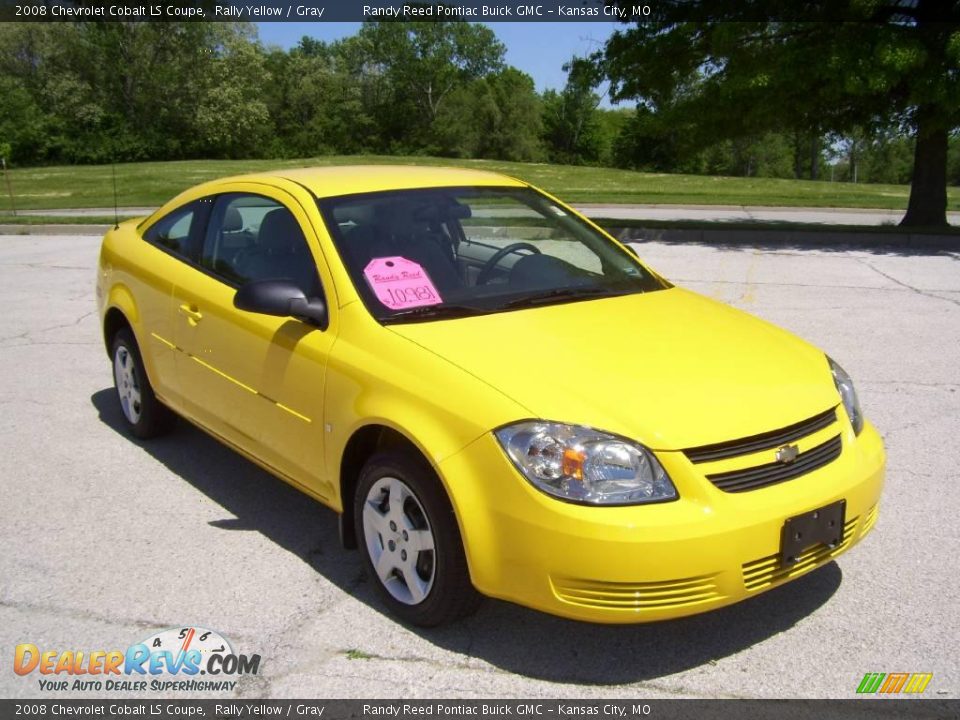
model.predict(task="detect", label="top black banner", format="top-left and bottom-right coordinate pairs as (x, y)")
top-left (1, 0), bottom-right (959, 23)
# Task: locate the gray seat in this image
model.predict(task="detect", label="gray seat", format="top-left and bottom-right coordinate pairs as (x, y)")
top-left (371, 204), bottom-right (462, 292)
top-left (223, 206), bottom-right (243, 232)
top-left (237, 208), bottom-right (321, 297)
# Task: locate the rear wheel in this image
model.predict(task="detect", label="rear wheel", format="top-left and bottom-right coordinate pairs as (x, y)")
top-left (111, 328), bottom-right (174, 439)
top-left (354, 451), bottom-right (481, 626)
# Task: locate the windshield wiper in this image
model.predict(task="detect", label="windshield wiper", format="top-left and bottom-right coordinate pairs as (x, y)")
top-left (384, 303), bottom-right (491, 324)
top-left (498, 285), bottom-right (631, 310)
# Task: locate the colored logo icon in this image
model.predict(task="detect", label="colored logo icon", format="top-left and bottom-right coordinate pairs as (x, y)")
top-left (856, 672), bottom-right (933, 694)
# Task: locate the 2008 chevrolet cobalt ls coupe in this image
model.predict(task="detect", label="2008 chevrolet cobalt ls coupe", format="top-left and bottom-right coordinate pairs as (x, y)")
top-left (96, 166), bottom-right (884, 626)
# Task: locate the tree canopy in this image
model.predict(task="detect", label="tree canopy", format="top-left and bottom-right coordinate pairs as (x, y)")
top-left (1, 16), bottom-right (959, 210)
top-left (602, 0), bottom-right (960, 225)
top-left (0, 20), bottom-right (544, 164)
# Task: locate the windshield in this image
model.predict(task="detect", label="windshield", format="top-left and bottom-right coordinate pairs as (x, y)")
top-left (318, 186), bottom-right (669, 323)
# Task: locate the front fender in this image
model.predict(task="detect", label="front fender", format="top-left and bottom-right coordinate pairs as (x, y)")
top-left (323, 304), bottom-right (528, 513)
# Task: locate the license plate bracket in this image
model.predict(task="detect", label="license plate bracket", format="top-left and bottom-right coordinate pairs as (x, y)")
top-left (780, 499), bottom-right (846, 565)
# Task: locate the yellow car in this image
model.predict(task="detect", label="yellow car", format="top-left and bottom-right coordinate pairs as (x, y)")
top-left (96, 166), bottom-right (885, 626)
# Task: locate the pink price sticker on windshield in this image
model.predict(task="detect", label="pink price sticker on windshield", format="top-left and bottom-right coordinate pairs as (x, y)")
top-left (363, 256), bottom-right (443, 310)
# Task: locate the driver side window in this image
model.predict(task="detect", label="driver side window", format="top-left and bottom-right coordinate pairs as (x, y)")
top-left (201, 193), bottom-right (322, 297)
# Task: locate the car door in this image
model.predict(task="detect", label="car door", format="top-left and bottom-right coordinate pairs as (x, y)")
top-left (135, 198), bottom-right (211, 406)
top-left (171, 186), bottom-right (336, 499)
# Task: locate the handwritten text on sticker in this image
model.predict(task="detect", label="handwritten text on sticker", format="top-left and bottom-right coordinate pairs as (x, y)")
top-left (363, 256), bottom-right (443, 310)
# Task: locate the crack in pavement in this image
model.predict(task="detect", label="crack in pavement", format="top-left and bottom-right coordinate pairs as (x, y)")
top-left (879, 420), bottom-right (928, 437)
top-left (0, 340), bottom-right (99, 350)
top-left (0, 597), bottom-right (179, 634)
top-left (862, 380), bottom-right (959, 391)
top-left (0, 595), bottom-right (269, 655)
top-left (0, 262), bottom-right (91, 271)
top-left (673, 276), bottom-right (960, 293)
top-left (863, 379), bottom-right (959, 386)
top-left (0, 397), bottom-right (59, 407)
top-left (0, 310), bottom-right (96, 345)
top-left (856, 258), bottom-right (960, 308)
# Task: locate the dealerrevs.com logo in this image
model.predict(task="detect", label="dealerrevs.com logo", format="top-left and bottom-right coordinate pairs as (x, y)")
top-left (14, 626), bottom-right (261, 692)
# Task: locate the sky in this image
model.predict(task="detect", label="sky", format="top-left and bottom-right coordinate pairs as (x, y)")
top-left (255, 22), bottom-right (623, 105)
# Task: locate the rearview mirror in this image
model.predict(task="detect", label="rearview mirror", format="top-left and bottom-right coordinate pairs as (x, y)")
top-left (233, 279), bottom-right (328, 329)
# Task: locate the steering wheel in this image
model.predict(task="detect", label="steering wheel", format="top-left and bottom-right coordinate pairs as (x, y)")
top-left (476, 242), bottom-right (542, 285)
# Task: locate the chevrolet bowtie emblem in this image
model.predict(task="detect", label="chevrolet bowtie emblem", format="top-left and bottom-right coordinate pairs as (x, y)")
top-left (776, 444), bottom-right (800, 464)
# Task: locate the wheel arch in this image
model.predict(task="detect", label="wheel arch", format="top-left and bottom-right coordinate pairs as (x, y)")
top-left (101, 283), bottom-right (141, 356)
top-left (102, 306), bottom-right (133, 358)
top-left (338, 423), bottom-right (452, 551)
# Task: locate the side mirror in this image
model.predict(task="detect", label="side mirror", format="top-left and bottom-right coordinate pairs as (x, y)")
top-left (233, 279), bottom-right (328, 329)
top-left (624, 242), bottom-right (641, 258)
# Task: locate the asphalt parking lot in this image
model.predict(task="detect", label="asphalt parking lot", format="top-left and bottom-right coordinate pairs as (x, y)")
top-left (1, 233), bottom-right (957, 699)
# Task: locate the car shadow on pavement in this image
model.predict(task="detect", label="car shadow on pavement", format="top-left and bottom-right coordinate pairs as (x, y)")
top-left (441, 564), bottom-right (841, 684)
top-left (92, 388), bottom-right (842, 685)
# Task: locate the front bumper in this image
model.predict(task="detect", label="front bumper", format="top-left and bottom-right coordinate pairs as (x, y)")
top-left (438, 420), bottom-right (885, 623)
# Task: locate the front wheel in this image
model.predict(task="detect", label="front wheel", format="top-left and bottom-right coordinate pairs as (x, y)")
top-left (111, 328), bottom-right (174, 439)
top-left (354, 452), bottom-right (481, 626)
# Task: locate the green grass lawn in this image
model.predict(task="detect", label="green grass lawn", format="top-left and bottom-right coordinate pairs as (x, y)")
top-left (0, 214), bottom-right (118, 225)
top-left (1, 154), bottom-right (958, 212)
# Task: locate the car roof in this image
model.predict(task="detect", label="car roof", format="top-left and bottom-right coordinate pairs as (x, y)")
top-left (215, 165), bottom-right (527, 199)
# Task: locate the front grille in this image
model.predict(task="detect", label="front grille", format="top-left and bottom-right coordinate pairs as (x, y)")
top-left (860, 504), bottom-right (879, 537)
top-left (705, 435), bottom-right (842, 493)
top-left (684, 407), bottom-right (837, 463)
top-left (552, 574), bottom-right (723, 611)
top-left (742, 516), bottom-right (858, 591)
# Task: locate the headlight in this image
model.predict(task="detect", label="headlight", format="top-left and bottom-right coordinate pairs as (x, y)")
top-left (828, 357), bottom-right (864, 435)
top-left (494, 421), bottom-right (677, 505)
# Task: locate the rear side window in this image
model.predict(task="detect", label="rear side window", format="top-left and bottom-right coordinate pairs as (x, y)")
top-left (201, 193), bottom-right (322, 297)
top-left (143, 199), bottom-right (210, 261)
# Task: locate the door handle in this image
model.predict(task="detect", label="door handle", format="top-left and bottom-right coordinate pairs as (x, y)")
top-left (178, 303), bottom-right (203, 323)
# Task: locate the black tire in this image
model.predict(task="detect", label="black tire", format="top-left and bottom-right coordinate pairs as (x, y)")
top-left (110, 327), bottom-right (174, 439)
top-left (354, 451), bottom-right (482, 627)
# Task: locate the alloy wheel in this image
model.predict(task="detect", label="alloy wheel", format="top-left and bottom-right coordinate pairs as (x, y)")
top-left (362, 476), bottom-right (437, 605)
top-left (113, 345), bottom-right (142, 425)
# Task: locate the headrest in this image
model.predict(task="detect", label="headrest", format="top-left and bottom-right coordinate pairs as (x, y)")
top-left (334, 204), bottom-right (375, 226)
top-left (376, 202), bottom-right (421, 236)
top-left (258, 208), bottom-right (303, 255)
top-left (222, 206), bottom-right (243, 232)
top-left (413, 199), bottom-right (472, 222)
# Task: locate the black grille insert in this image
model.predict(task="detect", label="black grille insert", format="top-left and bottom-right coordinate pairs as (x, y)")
top-left (684, 407), bottom-right (838, 464)
top-left (706, 435), bottom-right (842, 493)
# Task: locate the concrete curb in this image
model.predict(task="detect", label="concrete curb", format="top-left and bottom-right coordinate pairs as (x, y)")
top-left (612, 226), bottom-right (960, 253)
top-left (0, 224), bottom-right (110, 235)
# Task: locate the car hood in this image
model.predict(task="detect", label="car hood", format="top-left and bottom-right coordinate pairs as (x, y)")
top-left (388, 287), bottom-right (839, 450)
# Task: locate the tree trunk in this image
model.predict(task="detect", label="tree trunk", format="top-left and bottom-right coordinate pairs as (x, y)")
top-left (793, 130), bottom-right (802, 179)
top-left (901, 108), bottom-right (948, 227)
top-left (809, 135), bottom-right (819, 180)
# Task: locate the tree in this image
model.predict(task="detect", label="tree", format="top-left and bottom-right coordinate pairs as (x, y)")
top-left (431, 68), bottom-right (544, 161)
top-left (542, 57), bottom-right (605, 164)
top-left (191, 26), bottom-right (271, 158)
top-left (602, 1), bottom-right (960, 226)
top-left (831, 129), bottom-right (872, 184)
top-left (949, 134), bottom-right (960, 186)
top-left (0, 74), bottom-right (48, 164)
top-left (595, 108), bottom-right (632, 167)
top-left (0, 21), bottom-right (271, 163)
top-left (478, 68), bottom-right (544, 161)
top-left (266, 36), bottom-right (378, 156)
top-left (827, 126), bottom-right (915, 184)
top-left (358, 21), bottom-right (505, 150)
